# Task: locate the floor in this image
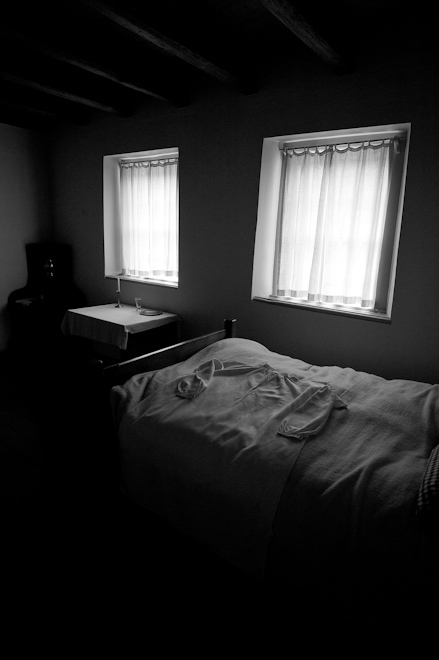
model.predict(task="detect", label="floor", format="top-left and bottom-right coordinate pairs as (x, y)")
top-left (0, 338), bottom-right (125, 658)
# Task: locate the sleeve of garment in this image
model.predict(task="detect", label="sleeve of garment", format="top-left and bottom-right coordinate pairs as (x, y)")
top-left (278, 380), bottom-right (347, 439)
top-left (176, 358), bottom-right (224, 399)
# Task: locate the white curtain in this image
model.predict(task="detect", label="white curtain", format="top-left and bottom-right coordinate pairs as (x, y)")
top-left (274, 140), bottom-right (392, 308)
top-left (119, 158), bottom-right (179, 281)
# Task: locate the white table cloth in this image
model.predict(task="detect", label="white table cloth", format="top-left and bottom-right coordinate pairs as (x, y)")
top-left (61, 304), bottom-right (180, 350)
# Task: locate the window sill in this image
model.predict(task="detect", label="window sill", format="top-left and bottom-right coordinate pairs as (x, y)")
top-left (107, 275), bottom-right (178, 289)
top-left (253, 296), bottom-right (391, 323)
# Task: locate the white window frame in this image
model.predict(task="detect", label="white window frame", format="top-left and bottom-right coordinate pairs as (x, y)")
top-left (252, 124), bottom-right (411, 321)
top-left (103, 146), bottom-right (179, 288)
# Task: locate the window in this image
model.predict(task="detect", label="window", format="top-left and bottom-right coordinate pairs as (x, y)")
top-left (252, 124), bottom-right (410, 320)
top-left (103, 147), bottom-right (179, 287)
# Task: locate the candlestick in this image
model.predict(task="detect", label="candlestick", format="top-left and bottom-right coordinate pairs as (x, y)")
top-left (115, 275), bottom-right (123, 307)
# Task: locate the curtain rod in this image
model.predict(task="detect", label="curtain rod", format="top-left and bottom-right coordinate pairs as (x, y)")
top-left (281, 133), bottom-right (407, 151)
top-left (119, 153), bottom-right (178, 164)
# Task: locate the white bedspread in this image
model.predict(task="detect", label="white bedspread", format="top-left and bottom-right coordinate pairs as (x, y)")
top-left (114, 353), bottom-right (346, 576)
top-left (112, 338), bottom-right (439, 613)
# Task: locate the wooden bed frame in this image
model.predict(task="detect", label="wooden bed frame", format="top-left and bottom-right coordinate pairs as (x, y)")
top-left (90, 316), bottom-right (437, 638)
top-left (101, 318), bottom-right (236, 388)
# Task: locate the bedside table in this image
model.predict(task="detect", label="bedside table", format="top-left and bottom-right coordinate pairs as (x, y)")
top-left (61, 303), bottom-right (181, 362)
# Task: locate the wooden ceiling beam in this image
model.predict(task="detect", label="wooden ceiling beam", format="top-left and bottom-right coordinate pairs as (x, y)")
top-left (0, 99), bottom-right (57, 120)
top-left (0, 92), bottom-right (92, 125)
top-left (261, 0), bottom-right (348, 71)
top-left (0, 110), bottom-right (51, 133)
top-left (0, 70), bottom-right (122, 113)
top-left (81, 0), bottom-right (253, 92)
top-left (0, 26), bottom-right (178, 104)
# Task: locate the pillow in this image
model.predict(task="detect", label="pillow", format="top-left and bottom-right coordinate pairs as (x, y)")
top-left (416, 443), bottom-right (439, 536)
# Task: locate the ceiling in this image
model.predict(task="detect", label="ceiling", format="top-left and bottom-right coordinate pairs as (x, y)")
top-left (0, 0), bottom-right (416, 133)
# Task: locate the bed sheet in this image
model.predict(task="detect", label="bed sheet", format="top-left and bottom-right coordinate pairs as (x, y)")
top-left (113, 341), bottom-right (347, 577)
top-left (111, 338), bottom-right (439, 614)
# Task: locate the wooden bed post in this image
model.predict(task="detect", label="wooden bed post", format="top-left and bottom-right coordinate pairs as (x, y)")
top-left (224, 318), bottom-right (237, 338)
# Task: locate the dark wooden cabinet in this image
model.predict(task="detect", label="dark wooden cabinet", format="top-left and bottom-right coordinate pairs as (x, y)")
top-left (7, 243), bottom-right (85, 356)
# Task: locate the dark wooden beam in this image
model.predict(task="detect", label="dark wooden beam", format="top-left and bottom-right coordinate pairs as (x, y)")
top-left (0, 70), bottom-right (122, 113)
top-left (0, 98), bottom-right (57, 120)
top-left (261, 0), bottom-right (348, 71)
top-left (82, 0), bottom-right (254, 92)
top-left (0, 26), bottom-right (178, 104)
top-left (0, 92), bottom-right (92, 125)
top-left (0, 110), bottom-right (51, 133)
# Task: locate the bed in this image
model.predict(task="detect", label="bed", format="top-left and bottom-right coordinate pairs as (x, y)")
top-left (102, 319), bottom-right (439, 631)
